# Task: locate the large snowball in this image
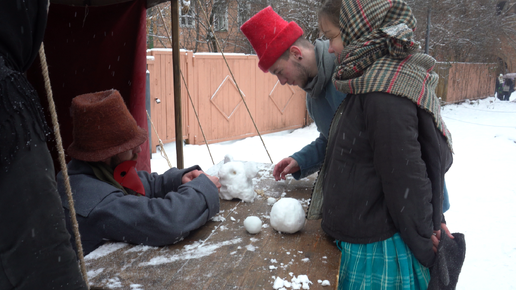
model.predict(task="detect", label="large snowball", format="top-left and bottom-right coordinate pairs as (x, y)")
top-left (243, 216), bottom-right (262, 234)
top-left (270, 198), bottom-right (305, 234)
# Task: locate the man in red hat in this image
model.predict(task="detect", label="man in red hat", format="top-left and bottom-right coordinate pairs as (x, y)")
top-left (241, 6), bottom-right (346, 182)
top-left (57, 89), bottom-right (221, 255)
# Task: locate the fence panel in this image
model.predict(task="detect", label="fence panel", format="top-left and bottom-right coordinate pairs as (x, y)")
top-left (147, 50), bottom-right (307, 152)
top-left (435, 62), bottom-right (497, 104)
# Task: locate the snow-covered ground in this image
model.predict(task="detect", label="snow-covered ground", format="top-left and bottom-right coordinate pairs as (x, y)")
top-left (151, 94), bottom-right (516, 289)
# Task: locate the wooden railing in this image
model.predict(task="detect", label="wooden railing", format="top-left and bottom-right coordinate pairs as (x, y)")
top-left (147, 49), bottom-right (308, 152)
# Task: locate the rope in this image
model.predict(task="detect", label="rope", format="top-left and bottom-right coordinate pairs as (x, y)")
top-left (38, 44), bottom-right (90, 289)
top-left (161, 0), bottom-right (274, 164)
top-left (146, 110), bottom-right (173, 168)
top-left (194, 0), bottom-right (274, 164)
top-left (157, 9), bottom-right (215, 166)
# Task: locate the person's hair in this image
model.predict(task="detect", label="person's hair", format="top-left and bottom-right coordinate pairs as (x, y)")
top-left (318, 0), bottom-right (341, 29)
top-left (278, 36), bottom-right (313, 60)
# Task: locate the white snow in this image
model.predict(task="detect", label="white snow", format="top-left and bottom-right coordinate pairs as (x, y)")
top-left (138, 238), bottom-right (242, 267)
top-left (244, 216), bottom-right (263, 234)
top-left (150, 95), bottom-right (516, 289)
top-left (270, 198), bottom-right (306, 234)
top-left (273, 274), bottom-right (312, 289)
top-left (85, 243), bottom-right (128, 261)
top-left (217, 157), bottom-right (259, 202)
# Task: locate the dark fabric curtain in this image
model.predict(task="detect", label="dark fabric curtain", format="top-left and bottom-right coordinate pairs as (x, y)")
top-left (28, 0), bottom-right (151, 173)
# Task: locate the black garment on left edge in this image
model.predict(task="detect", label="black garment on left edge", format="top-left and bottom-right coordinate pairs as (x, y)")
top-left (0, 1), bottom-right (87, 289)
top-left (0, 0), bottom-right (48, 72)
top-left (319, 92), bottom-right (452, 268)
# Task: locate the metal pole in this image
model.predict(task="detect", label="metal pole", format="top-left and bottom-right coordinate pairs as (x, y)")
top-left (425, 3), bottom-right (431, 54)
top-left (171, 0), bottom-right (184, 169)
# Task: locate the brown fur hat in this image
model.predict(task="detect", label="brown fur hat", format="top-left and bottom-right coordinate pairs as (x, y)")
top-left (67, 89), bottom-right (147, 162)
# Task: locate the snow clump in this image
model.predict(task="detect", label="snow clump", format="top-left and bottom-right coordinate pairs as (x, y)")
top-left (218, 155), bottom-right (259, 202)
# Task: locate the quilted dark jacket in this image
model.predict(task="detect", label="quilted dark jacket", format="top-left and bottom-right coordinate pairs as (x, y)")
top-left (308, 92), bottom-right (452, 267)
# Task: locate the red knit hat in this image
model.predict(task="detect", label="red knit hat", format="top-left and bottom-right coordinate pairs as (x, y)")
top-left (240, 6), bottom-right (304, 72)
top-left (67, 89), bottom-right (147, 162)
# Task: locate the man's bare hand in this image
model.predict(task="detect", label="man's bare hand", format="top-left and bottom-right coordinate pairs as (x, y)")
top-left (203, 173), bottom-right (221, 191)
top-left (182, 170), bottom-right (202, 184)
top-left (182, 170), bottom-right (221, 191)
top-left (272, 157), bottom-right (300, 181)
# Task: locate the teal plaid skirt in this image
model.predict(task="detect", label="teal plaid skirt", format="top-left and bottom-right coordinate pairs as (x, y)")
top-left (336, 233), bottom-right (430, 290)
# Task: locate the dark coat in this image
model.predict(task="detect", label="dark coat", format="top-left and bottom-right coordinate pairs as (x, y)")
top-left (57, 159), bottom-right (220, 255)
top-left (0, 1), bottom-right (87, 289)
top-left (309, 92), bottom-right (452, 268)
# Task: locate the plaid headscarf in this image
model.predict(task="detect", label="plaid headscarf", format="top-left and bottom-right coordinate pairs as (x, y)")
top-left (334, 0), bottom-right (452, 150)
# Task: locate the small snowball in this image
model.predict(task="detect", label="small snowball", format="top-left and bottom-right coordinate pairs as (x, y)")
top-left (270, 198), bottom-right (306, 234)
top-left (267, 197), bottom-right (277, 205)
top-left (244, 216), bottom-right (262, 234)
top-left (321, 280), bottom-right (331, 286)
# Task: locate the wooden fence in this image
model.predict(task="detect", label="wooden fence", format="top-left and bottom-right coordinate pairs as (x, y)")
top-left (435, 62), bottom-right (497, 104)
top-left (146, 49), bottom-right (307, 152)
top-left (147, 50), bottom-right (498, 152)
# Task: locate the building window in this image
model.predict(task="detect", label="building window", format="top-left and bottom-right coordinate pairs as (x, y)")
top-left (213, 0), bottom-right (228, 31)
top-left (180, 5), bottom-right (195, 28)
top-left (238, 1), bottom-right (252, 27)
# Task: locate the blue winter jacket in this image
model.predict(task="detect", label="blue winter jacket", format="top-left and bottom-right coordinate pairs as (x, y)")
top-left (291, 80), bottom-right (346, 179)
top-left (57, 159), bottom-right (220, 255)
top-left (289, 40), bottom-right (347, 180)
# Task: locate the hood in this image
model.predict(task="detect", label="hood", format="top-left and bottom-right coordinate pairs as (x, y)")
top-left (0, 0), bottom-right (49, 72)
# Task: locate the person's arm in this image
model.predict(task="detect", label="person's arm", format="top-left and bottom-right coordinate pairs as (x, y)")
top-left (138, 165), bottom-right (203, 198)
top-left (87, 173), bottom-right (220, 247)
top-left (364, 93), bottom-right (437, 267)
top-left (289, 133), bottom-right (328, 180)
top-left (443, 181), bottom-right (450, 212)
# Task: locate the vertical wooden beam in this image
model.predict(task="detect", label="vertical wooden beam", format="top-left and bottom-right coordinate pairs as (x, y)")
top-left (171, 0), bottom-right (184, 168)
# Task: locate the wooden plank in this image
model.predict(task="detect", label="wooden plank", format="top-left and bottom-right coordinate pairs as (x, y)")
top-left (85, 166), bottom-right (340, 289)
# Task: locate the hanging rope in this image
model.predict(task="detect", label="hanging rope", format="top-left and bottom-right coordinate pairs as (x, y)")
top-left (156, 1), bottom-right (274, 164)
top-left (157, 9), bottom-right (215, 166)
top-left (146, 110), bottom-right (174, 168)
top-left (38, 44), bottom-right (90, 289)
top-left (193, 0), bottom-right (274, 164)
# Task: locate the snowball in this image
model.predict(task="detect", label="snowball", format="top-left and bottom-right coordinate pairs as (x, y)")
top-left (321, 280), bottom-right (331, 286)
top-left (267, 197), bottom-right (277, 205)
top-left (218, 160), bottom-right (259, 202)
top-left (270, 198), bottom-right (305, 234)
top-left (244, 216), bottom-right (262, 234)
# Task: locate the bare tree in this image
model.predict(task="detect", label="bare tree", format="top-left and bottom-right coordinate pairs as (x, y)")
top-left (146, 0), bottom-right (324, 53)
top-left (406, 0), bottom-right (516, 70)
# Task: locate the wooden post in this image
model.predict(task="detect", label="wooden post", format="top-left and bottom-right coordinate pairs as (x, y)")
top-left (171, 0), bottom-right (184, 168)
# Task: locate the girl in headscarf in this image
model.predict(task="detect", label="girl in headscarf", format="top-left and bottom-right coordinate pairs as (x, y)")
top-left (307, 0), bottom-right (455, 289)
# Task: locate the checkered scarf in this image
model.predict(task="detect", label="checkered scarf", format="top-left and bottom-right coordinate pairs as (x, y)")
top-left (334, 0), bottom-right (452, 149)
